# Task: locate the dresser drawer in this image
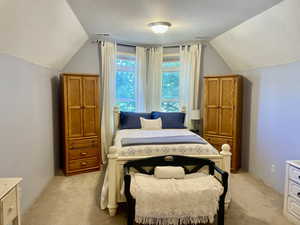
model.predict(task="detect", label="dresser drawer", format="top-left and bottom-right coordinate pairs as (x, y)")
top-left (289, 166), bottom-right (300, 184)
top-left (68, 157), bottom-right (99, 171)
top-left (287, 196), bottom-right (300, 220)
top-left (1, 188), bottom-right (17, 225)
top-left (68, 138), bottom-right (98, 150)
top-left (69, 148), bottom-right (98, 160)
top-left (204, 136), bottom-right (232, 151)
top-left (289, 181), bottom-right (300, 200)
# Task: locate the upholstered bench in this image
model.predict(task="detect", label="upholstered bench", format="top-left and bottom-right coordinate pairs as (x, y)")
top-left (124, 155), bottom-right (228, 225)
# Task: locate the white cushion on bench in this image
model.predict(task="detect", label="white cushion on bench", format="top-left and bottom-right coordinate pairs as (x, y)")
top-left (130, 172), bottom-right (223, 225)
top-left (154, 166), bottom-right (185, 179)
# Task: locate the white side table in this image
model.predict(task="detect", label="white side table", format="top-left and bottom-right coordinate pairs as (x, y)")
top-left (284, 161), bottom-right (300, 225)
top-left (0, 178), bottom-right (22, 225)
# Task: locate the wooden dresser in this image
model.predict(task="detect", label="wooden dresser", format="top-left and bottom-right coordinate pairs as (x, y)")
top-left (284, 160), bottom-right (300, 225)
top-left (203, 75), bottom-right (243, 172)
top-left (0, 178), bottom-right (22, 225)
top-left (61, 74), bottom-right (101, 176)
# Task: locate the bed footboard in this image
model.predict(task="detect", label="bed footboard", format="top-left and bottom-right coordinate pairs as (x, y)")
top-left (106, 144), bottom-right (231, 216)
top-left (220, 144), bottom-right (232, 208)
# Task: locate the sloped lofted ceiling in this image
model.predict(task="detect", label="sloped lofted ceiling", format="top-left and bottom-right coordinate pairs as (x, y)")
top-left (210, 0), bottom-right (300, 72)
top-left (0, 0), bottom-right (88, 70)
top-left (66, 0), bottom-right (282, 45)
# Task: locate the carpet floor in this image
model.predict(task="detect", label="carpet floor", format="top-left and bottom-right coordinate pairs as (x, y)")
top-left (23, 171), bottom-right (293, 225)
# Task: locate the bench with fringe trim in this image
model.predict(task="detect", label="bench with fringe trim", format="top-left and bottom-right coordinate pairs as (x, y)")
top-left (130, 173), bottom-right (223, 225)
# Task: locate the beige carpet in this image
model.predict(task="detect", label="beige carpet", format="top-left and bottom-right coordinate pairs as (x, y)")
top-left (23, 171), bottom-right (293, 225)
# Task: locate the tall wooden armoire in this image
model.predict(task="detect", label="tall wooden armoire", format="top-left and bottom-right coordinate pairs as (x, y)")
top-left (203, 75), bottom-right (242, 172)
top-left (61, 74), bottom-right (101, 175)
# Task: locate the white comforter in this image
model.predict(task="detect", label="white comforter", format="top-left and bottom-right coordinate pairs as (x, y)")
top-left (114, 129), bottom-right (219, 156)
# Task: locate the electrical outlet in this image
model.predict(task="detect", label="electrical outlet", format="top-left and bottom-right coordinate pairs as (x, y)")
top-left (271, 164), bottom-right (276, 173)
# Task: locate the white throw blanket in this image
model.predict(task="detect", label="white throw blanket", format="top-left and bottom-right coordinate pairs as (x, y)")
top-left (130, 173), bottom-right (223, 225)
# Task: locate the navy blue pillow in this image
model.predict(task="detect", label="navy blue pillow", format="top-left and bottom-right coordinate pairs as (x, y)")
top-left (151, 112), bottom-right (186, 129)
top-left (119, 112), bottom-right (151, 129)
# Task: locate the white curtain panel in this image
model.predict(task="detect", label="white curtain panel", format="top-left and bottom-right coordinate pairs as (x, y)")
top-left (99, 41), bottom-right (117, 163)
top-left (146, 47), bottom-right (163, 112)
top-left (180, 44), bottom-right (202, 129)
top-left (136, 47), bottom-right (147, 112)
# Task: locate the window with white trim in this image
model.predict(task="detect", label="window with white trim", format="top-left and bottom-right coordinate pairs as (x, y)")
top-left (161, 55), bottom-right (180, 112)
top-left (116, 54), bottom-right (136, 112)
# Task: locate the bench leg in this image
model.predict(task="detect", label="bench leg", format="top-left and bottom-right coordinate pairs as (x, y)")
top-left (218, 198), bottom-right (225, 225)
top-left (127, 212), bottom-right (134, 225)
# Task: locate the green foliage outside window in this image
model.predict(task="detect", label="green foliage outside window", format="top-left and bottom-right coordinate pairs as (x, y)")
top-left (161, 61), bottom-right (180, 112)
top-left (116, 57), bottom-right (136, 112)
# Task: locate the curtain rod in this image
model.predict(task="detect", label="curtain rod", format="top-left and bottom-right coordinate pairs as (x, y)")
top-left (93, 39), bottom-right (206, 48)
top-left (118, 43), bottom-right (180, 48)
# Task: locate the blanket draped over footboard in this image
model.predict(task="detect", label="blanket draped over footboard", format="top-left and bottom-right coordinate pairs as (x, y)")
top-left (121, 135), bottom-right (207, 147)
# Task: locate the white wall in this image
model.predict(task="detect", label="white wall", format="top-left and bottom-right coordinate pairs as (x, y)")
top-left (0, 53), bottom-right (60, 211)
top-left (63, 41), bottom-right (232, 75)
top-left (241, 61), bottom-right (300, 193)
top-left (0, 0), bottom-right (88, 70)
top-left (211, 0), bottom-right (300, 71)
top-left (201, 44), bottom-right (232, 75)
top-left (63, 41), bottom-right (99, 74)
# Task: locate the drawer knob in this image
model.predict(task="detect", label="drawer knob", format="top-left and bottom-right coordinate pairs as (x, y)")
top-left (81, 162), bottom-right (87, 166)
top-left (80, 152), bottom-right (87, 156)
top-left (8, 206), bottom-right (14, 212)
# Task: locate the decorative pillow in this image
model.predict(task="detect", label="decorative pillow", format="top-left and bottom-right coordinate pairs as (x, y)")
top-left (154, 166), bottom-right (185, 179)
top-left (119, 112), bottom-right (151, 129)
top-left (140, 118), bottom-right (162, 130)
top-left (151, 112), bottom-right (186, 129)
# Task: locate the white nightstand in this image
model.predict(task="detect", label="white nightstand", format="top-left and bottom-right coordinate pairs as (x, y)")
top-left (284, 161), bottom-right (300, 225)
top-left (0, 178), bottom-right (22, 225)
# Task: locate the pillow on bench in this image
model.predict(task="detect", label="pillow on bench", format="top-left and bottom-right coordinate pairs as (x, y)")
top-left (154, 166), bottom-right (185, 179)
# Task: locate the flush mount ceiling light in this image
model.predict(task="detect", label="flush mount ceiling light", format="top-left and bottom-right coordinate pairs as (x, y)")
top-left (148, 22), bottom-right (171, 34)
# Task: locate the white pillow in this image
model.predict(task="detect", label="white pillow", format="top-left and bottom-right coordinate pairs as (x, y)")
top-left (140, 117), bottom-right (162, 130)
top-left (154, 166), bottom-right (185, 179)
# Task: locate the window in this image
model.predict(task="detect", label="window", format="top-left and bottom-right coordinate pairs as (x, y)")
top-left (116, 54), bottom-right (136, 112)
top-left (161, 57), bottom-right (180, 112)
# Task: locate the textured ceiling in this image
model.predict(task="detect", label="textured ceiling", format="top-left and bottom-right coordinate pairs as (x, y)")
top-left (0, 0), bottom-right (88, 70)
top-left (67, 0), bottom-right (282, 45)
top-left (211, 0), bottom-right (300, 71)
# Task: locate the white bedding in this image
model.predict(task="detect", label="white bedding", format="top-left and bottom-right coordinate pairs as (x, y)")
top-left (101, 129), bottom-right (219, 210)
top-left (114, 129), bottom-right (219, 156)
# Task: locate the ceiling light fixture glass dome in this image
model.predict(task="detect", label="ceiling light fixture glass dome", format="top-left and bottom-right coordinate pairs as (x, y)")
top-left (148, 22), bottom-right (171, 34)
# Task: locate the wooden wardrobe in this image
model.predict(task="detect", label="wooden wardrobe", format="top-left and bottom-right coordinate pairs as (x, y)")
top-left (203, 75), bottom-right (242, 172)
top-left (61, 74), bottom-right (101, 175)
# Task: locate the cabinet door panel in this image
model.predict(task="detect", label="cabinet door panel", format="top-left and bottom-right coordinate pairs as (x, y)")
top-left (82, 77), bottom-right (99, 137)
top-left (83, 108), bottom-right (98, 136)
top-left (219, 78), bottom-right (235, 136)
top-left (206, 108), bottom-right (219, 134)
top-left (204, 78), bottom-right (219, 135)
top-left (67, 77), bottom-right (83, 137)
top-left (83, 77), bottom-right (98, 106)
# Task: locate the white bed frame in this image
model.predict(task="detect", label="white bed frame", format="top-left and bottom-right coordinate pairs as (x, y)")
top-left (106, 106), bottom-right (232, 216)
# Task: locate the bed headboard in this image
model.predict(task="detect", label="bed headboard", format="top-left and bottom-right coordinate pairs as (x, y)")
top-left (113, 106), bottom-right (187, 131)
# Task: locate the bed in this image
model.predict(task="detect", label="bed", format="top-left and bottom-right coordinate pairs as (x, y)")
top-left (101, 106), bottom-right (232, 216)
